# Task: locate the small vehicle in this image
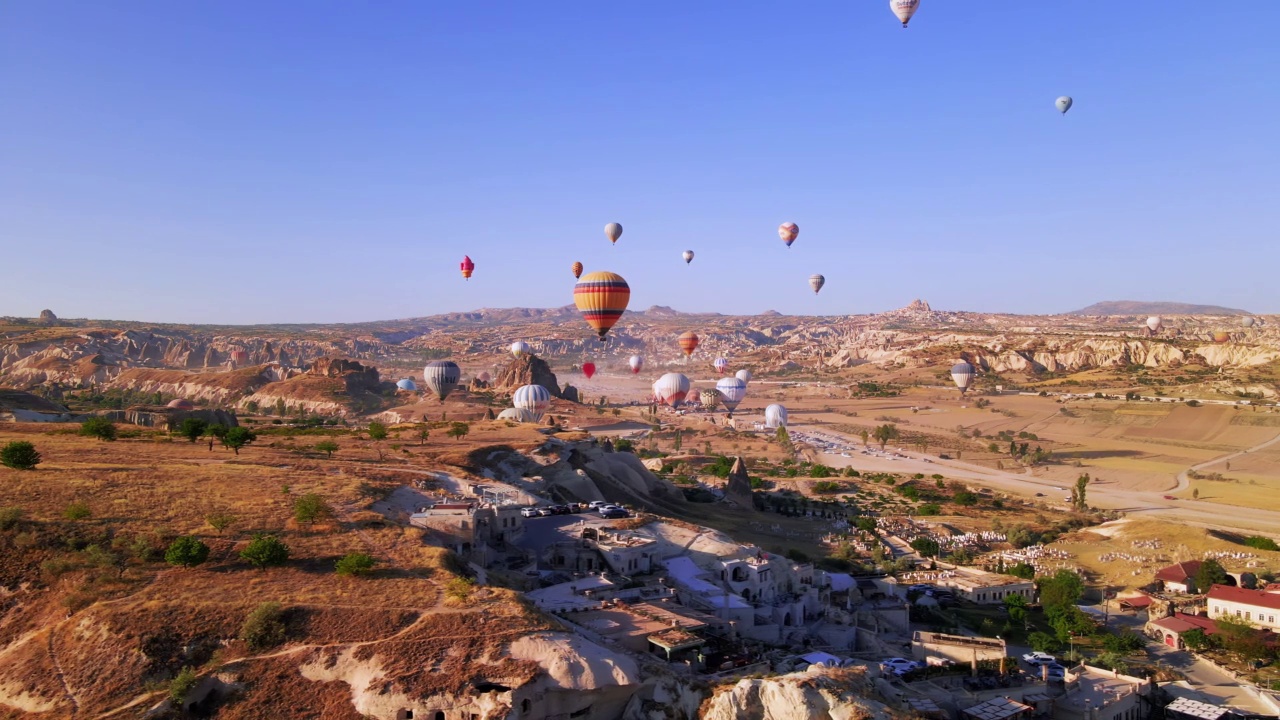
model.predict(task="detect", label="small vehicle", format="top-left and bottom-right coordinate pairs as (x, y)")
top-left (520, 507), bottom-right (540, 518)
top-left (1022, 652), bottom-right (1056, 666)
top-left (1035, 492), bottom-right (1045, 497)
top-left (1045, 663), bottom-right (1067, 681)
top-left (600, 507), bottom-right (629, 519)
top-left (926, 656), bottom-right (955, 667)
top-left (536, 507), bottom-right (555, 517)
top-left (588, 500), bottom-right (610, 509)
top-left (938, 454), bottom-right (951, 460)
top-left (880, 658), bottom-right (920, 676)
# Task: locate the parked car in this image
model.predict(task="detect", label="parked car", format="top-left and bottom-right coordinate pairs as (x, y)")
top-left (588, 500), bottom-right (610, 509)
top-left (1045, 663), bottom-right (1067, 681)
top-left (520, 507), bottom-right (540, 518)
top-left (536, 507), bottom-right (555, 517)
top-left (880, 658), bottom-right (920, 676)
top-left (600, 507), bottom-right (629, 519)
top-left (925, 656), bottom-right (955, 667)
top-left (1021, 652), bottom-right (1056, 666)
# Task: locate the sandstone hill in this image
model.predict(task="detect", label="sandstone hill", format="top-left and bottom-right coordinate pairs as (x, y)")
top-left (1069, 300), bottom-right (1250, 316)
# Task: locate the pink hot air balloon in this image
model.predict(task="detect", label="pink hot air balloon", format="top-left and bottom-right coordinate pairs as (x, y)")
top-left (778, 222), bottom-right (799, 247)
top-left (582, 362), bottom-right (596, 379)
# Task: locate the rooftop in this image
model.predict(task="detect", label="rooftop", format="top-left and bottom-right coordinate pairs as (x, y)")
top-left (1060, 666), bottom-right (1147, 710)
top-left (1157, 561), bottom-right (1203, 584)
top-left (648, 627), bottom-right (704, 652)
top-left (1207, 584), bottom-right (1280, 611)
top-left (962, 696), bottom-right (1033, 720)
top-left (1151, 613), bottom-right (1219, 636)
top-left (1165, 696), bottom-right (1230, 720)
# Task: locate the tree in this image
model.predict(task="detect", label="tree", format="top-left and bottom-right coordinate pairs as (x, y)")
top-left (953, 491), bottom-right (978, 506)
top-left (1180, 628), bottom-right (1210, 652)
top-left (446, 422), bottom-right (471, 441)
top-left (910, 537), bottom-right (940, 558)
top-left (1028, 631), bottom-right (1061, 653)
top-left (220, 426), bottom-right (257, 455)
top-left (207, 424), bottom-right (230, 440)
top-left (274, 398), bottom-right (287, 416)
top-left (205, 511), bottom-right (236, 534)
top-left (1214, 615), bottom-right (1272, 661)
top-left (873, 424), bottom-right (899, 450)
top-left (165, 536), bottom-right (211, 568)
top-left (0, 441), bottom-right (41, 470)
top-left (245, 400), bottom-right (260, 414)
top-left (314, 440), bottom-right (339, 459)
top-left (240, 534), bottom-right (290, 569)
top-left (169, 666), bottom-right (199, 704)
top-left (1008, 562), bottom-right (1036, 580)
top-left (859, 429), bottom-right (870, 447)
top-left (293, 493), bottom-right (333, 525)
top-left (856, 517), bottom-right (877, 534)
top-left (177, 417), bottom-right (208, 443)
top-left (335, 552), bottom-right (376, 577)
top-left (1038, 569), bottom-right (1085, 610)
top-left (1071, 473), bottom-right (1089, 511)
top-left (1194, 558), bottom-right (1229, 592)
top-left (80, 416), bottom-right (117, 442)
top-left (1244, 536), bottom-right (1280, 551)
top-left (240, 601), bottom-right (286, 650)
top-left (417, 425), bottom-right (430, 445)
top-left (776, 426), bottom-right (792, 448)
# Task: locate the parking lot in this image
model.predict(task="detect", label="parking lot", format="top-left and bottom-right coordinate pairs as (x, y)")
top-left (516, 511), bottom-right (627, 554)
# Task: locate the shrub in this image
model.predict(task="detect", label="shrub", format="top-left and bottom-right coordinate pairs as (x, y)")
top-left (240, 601), bottom-right (286, 651)
top-left (614, 438), bottom-right (634, 453)
top-left (0, 441), bottom-right (41, 470)
top-left (293, 493), bottom-right (333, 525)
top-left (80, 416), bottom-right (118, 441)
top-left (916, 503), bottom-right (942, 516)
top-left (0, 507), bottom-right (23, 530)
top-left (169, 666), bottom-right (198, 704)
top-left (444, 576), bottom-right (475, 604)
top-left (205, 511), bottom-right (236, 533)
top-left (812, 481), bottom-right (843, 494)
top-left (953, 491), bottom-right (978, 506)
top-left (240, 534), bottom-right (290, 569)
top-left (910, 537), bottom-right (940, 557)
top-left (1244, 536), bottom-right (1280, 551)
top-left (177, 418), bottom-right (208, 443)
top-left (314, 440), bottom-right (339, 458)
top-left (335, 552), bottom-right (376, 577)
top-left (63, 502), bottom-right (92, 521)
top-left (165, 536), bottom-right (211, 568)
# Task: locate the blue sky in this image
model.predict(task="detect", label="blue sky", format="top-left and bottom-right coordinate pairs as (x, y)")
top-left (2, 2), bottom-right (1277, 324)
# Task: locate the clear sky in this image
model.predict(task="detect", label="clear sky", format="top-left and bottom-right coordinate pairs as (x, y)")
top-left (2, 1), bottom-right (1277, 324)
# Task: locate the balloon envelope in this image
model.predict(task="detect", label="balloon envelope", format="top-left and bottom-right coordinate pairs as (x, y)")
top-left (582, 362), bottom-right (596, 379)
top-left (778, 222), bottom-right (799, 247)
top-left (1212, 331), bottom-right (1231, 343)
top-left (1146, 316), bottom-right (1163, 333)
top-left (513, 384), bottom-right (552, 420)
top-left (765, 404), bottom-right (788, 430)
top-left (574, 271), bottom-right (631, 339)
top-left (460, 255), bottom-right (475, 280)
top-left (396, 378), bottom-right (417, 391)
top-left (571, 261), bottom-right (583, 279)
top-left (702, 388), bottom-right (720, 410)
top-left (652, 373), bottom-right (691, 407)
top-left (629, 355), bottom-right (644, 374)
top-left (1242, 317), bottom-right (1256, 328)
top-left (604, 222), bottom-right (623, 245)
top-left (497, 408), bottom-right (539, 423)
top-left (687, 388), bottom-right (702, 405)
top-left (951, 361), bottom-right (976, 394)
top-left (715, 377), bottom-right (747, 412)
top-left (511, 341), bottom-right (533, 359)
top-left (714, 357), bottom-right (729, 374)
top-left (889, 0), bottom-right (919, 26)
top-left (477, 371), bottom-right (492, 383)
top-left (809, 274), bottom-right (825, 294)
top-left (1056, 96), bottom-right (1073, 114)
top-left (678, 331), bottom-right (700, 357)
top-left (735, 369), bottom-right (752, 384)
top-left (683, 250), bottom-right (694, 264)
top-left (423, 361), bottom-right (462, 401)
top-left (167, 398), bottom-right (194, 411)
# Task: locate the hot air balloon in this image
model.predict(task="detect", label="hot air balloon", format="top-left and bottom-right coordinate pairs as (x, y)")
top-left (889, 0), bottom-right (919, 27)
top-left (652, 373), bottom-right (691, 407)
top-left (460, 255), bottom-right (475, 280)
top-left (573, 271), bottom-right (631, 340)
top-left (629, 355), bottom-right (644, 374)
top-left (477, 371), bottom-right (492, 384)
top-left (809, 274), bottom-right (825, 294)
top-left (764, 404), bottom-right (788, 430)
top-left (497, 408), bottom-right (539, 423)
top-left (1146, 316), bottom-right (1163, 335)
top-left (683, 250), bottom-right (695, 264)
top-left (702, 388), bottom-right (721, 411)
top-left (1055, 96), bottom-right (1073, 115)
top-left (713, 357), bottom-right (729, 375)
top-left (605, 222), bottom-right (623, 245)
top-left (513, 384), bottom-right (552, 420)
top-left (511, 341), bottom-right (533, 359)
top-left (423, 360), bottom-right (462, 402)
top-left (678, 331), bottom-right (700, 357)
top-left (167, 398), bottom-right (195, 411)
top-left (571, 261), bottom-right (584, 279)
top-left (778, 222), bottom-right (799, 248)
top-left (1212, 331), bottom-right (1231, 344)
top-left (687, 388), bottom-right (702, 405)
top-left (1242, 316), bottom-right (1256, 328)
top-left (230, 350), bottom-right (249, 366)
top-left (396, 378), bottom-right (417, 392)
top-left (735, 369), bottom-right (752, 384)
top-left (582, 362), bottom-right (596, 380)
top-left (951, 361), bottom-right (976, 394)
top-left (715, 377), bottom-right (747, 416)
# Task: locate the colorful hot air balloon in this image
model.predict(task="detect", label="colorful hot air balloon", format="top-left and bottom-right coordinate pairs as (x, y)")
top-left (687, 388), bottom-right (702, 405)
top-left (889, 0), bottom-right (919, 27)
top-left (702, 388), bottom-right (721, 411)
top-left (1055, 96), bottom-right (1073, 115)
top-left (460, 255), bottom-right (475, 280)
top-left (1146, 316), bottom-right (1163, 335)
top-left (396, 378), bottom-right (417, 392)
top-left (1212, 331), bottom-right (1231, 344)
top-left (683, 250), bottom-right (695, 264)
top-left (715, 377), bottom-right (747, 416)
top-left (713, 357), bottom-right (729, 375)
top-left (735, 369), bottom-right (752, 384)
top-left (423, 360), bottom-right (462, 401)
top-left (629, 355), bottom-right (644, 374)
top-left (678, 331), bottom-right (700, 357)
top-left (574, 271), bottom-right (631, 340)
top-left (778, 222), bottom-right (799, 248)
top-left (951, 361), bottom-right (976, 394)
top-left (513, 384), bottom-right (552, 420)
top-left (582, 362), bottom-right (596, 379)
top-left (604, 223), bottom-right (623, 245)
top-left (652, 373), bottom-right (691, 407)
top-left (571, 261), bottom-right (584, 279)
top-left (809, 274), bottom-right (825, 294)
top-left (764, 404), bottom-right (788, 430)
top-left (511, 341), bottom-right (533, 359)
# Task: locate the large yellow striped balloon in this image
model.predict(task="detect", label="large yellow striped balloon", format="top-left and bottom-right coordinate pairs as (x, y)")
top-left (574, 271), bottom-right (630, 340)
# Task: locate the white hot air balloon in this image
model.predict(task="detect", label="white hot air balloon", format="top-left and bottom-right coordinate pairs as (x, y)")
top-left (682, 250), bottom-right (695, 264)
top-left (713, 357), bottom-right (729, 375)
top-left (629, 355), bottom-right (644, 375)
top-left (512, 384), bottom-right (552, 420)
top-left (735, 369), bottom-right (752, 384)
top-left (396, 378), bottom-right (417, 392)
top-left (511, 341), bottom-right (533, 359)
top-left (715, 377), bottom-right (747, 416)
top-left (889, 0), bottom-right (920, 28)
top-left (1146, 316), bottom-right (1163, 335)
top-left (652, 373), bottom-right (691, 407)
top-left (951, 361), bottom-right (976, 395)
top-left (764, 404), bottom-right (788, 430)
top-left (1242, 316), bottom-right (1256, 329)
top-left (497, 408), bottom-right (539, 423)
top-left (604, 222), bottom-right (623, 245)
top-left (809, 274), bottom-right (825, 294)
top-left (1056, 96), bottom-right (1073, 115)
top-left (423, 361), bottom-right (462, 401)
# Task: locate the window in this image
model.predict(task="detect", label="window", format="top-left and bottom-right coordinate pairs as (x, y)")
top-left (521, 699), bottom-right (531, 714)
top-left (1246, 612), bottom-right (1251, 620)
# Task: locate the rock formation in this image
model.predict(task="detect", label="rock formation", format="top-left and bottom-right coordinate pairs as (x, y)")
top-left (0, 390), bottom-right (76, 422)
top-left (307, 357), bottom-right (381, 390)
top-left (120, 406), bottom-right (238, 429)
top-left (493, 355), bottom-right (566, 399)
top-left (37, 309), bottom-right (58, 326)
top-left (723, 457), bottom-right (755, 508)
top-left (700, 666), bottom-right (892, 720)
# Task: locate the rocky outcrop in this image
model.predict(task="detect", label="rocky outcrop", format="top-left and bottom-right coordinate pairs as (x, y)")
top-left (118, 406), bottom-right (238, 429)
top-left (0, 391), bottom-right (77, 422)
top-left (493, 355), bottom-right (566, 399)
top-left (38, 309), bottom-right (58, 326)
top-left (700, 667), bottom-right (892, 720)
top-left (724, 457), bottom-right (754, 508)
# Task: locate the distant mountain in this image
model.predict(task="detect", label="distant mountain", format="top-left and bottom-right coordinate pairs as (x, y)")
top-left (1068, 300), bottom-right (1250, 316)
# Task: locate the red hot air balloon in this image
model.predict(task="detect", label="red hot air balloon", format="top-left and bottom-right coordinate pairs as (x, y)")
top-left (572, 261), bottom-right (584, 279)
top-left (582, 362), bottom-right (596, 379)
top-left (678, 331), bottom-right (700, 357)
top-left (460, 256), bottom-right (475, 280)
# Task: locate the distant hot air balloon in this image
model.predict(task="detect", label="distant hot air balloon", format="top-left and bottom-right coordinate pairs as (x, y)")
top-left (713, 357), bottom-right (729, 375)
top-left (230, 350), bottom-right (249, 366)
top-left (1242, 316), bottom-right (1256, 328)
top-left (778, 222), bottom-right (799, 248)
top-left (396, 378), bottom-right (417, 392)
top-left (951, 361), bottom-right (976, 394)
top-left (702, 388), bottom-right (721, 411)
top-left (571, 261), bottom-right (584, 279)
top-left (1212, 331), bottom-right (1231, 344)
top-left (889, 0), bottom-right (919, 27)
top-left (678, 331), bottom-right (700, 357)
top-left (423, 361), bottom-right (462, 401)
top-left (687, 388), bottom-right (702, 405)
top-left (735, 369), bottom-right (752, 384)
top-left (167, 398), bottom-right (194, 411)
top-left (604, 222), bottom-right (623, 245)
top-left (497, 408), bottom-right (539, 423)
top-left (582, 362), bottom-right (596, 379)
top-left (683, 250), bottom-right (695, 264)
top-left (652, 373), bottom-right (691, 407)
top-left (574, 271), bottom-right (631, 341)
top-left (715, 377), bottom-right (747, 416)
top-left (809, 274), bottom-right (825, 294)
top-left (1055, 96), bottom-right (1073, 115)
top-left (511, 341), bottom-right (533, 359)
top-left (764, 404), bottom-right (788, 430)
top-left (1146, 316), bottom-right (1163, 335)
top-left (629, 355), bottom-right (644, 374)
top-left (513, 384), bottom-right (552, 420)
top-left (477, 371), bottom-right (492, 384)
top-left (460, 255), bottom-right (475, 280)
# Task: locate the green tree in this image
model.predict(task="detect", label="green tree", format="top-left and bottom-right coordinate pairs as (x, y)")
top-left (856, 517), bottom-right (877, 534)
top-left (1071, 473), bottom-right (1089, 511)
top-left (366, 421), bottom-right (388, 460)
top-left (446, 422), bottom-right (471, 441)
top-left (240, 601), bottom-right (286, 651)
top-left (910, 537), bottom-right (940, 557)
top-left (859, 429), bottom-right (870, 446)
top-left (1008, 562), bottom-right (1036, 580)
top-left (953, 491), bottom-right (978, 506)
top-left (245, 400), bottom-right (260, 414)
top-left (1038, 569), bottom-right (1085, 610)
top-left (1194, 558), bottom-right (1229, 592)
top-left (0, 441), bottom-right (41, 470)
top-left (274, 398), bottom-right (287, 416)
top-left (1244, 536), bottom-right (1280, 551)
top-left (1214, 615), bottom-right (1272, 661)
top-left (207, 424), bottom-right (230, 440)
top-left (1180, 628), bottom-right (1210, 652)
top-left (169, 666), bottom-right (199, 704)
top-left (177, 417), bottom-right (208, 443)
top-left (1028, 631), bottom-right (1061, 652)
top-left (165, 536), bottom-right (211, 568)
top-left (872, 423), bottom-right (900, 450)
top-left (220, 426), bottom-right (257, 455)
top-left (293, 493), bottom-right (333, 525)
top-left (80, 416), bottom-right (117, 442)
top-left (240, 534), bottom-right (290, 569)
top-left (63, 502), bottom-right (91, 521)
top-left (335, 552), bottom-right (377, 577)
top-left (205, 511), bottom-right (236, 534)
top-left (314, 440), bottom-right (339, 459)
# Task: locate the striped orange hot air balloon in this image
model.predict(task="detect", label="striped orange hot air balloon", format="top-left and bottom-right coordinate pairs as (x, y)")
top-left (571, 261), bottom-right (583, 279)
top-left (1212, 331), bottom-right (1230, 343)
top-left (573, 271), bottom-right (630, 341)
top-left (678, 331), bottom-right (700, 357)
top-left (460, 255), bottom-right (475, 280)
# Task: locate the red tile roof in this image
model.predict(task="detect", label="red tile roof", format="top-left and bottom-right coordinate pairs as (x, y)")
top-left (1207, 584), bottom-right (1280, 611)
top-left (1119, 594), bottom-right (1153, 608)
top-left (1155, 561), bottom-right (1202, 584)
top-left (1150, 613), bottom-right (1218, 635)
